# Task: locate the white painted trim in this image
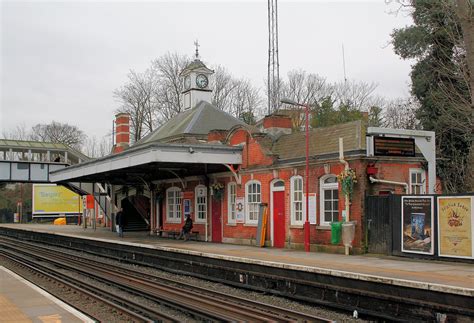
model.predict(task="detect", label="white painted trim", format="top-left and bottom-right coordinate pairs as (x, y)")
top-left (409, 168), bottom-right (426, 194)
top-left (245, 180), bottom-right (261, 225)
top-left (227, 182), bottom-right (237, 224)
top-left (194, 184), bottom-right (207, 224)
top-left (165, 186), bottom-right (182, 223)
top-left (290, 176), bottom-right (304, 226)
top-left (319, 174), bottom-right (338, 226)
top-left (50, 144), bottom-right (242, 182)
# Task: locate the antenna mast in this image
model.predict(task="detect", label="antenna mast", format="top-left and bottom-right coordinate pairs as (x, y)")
top-left (342, 43), bottom-right (347, 83)
top-left (267, 0), bottom-right (280, 115)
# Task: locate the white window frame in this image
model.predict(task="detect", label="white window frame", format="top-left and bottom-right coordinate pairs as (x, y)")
top-left (227, 182), bottom-right (237, 224)
top-left (319, 174), bottom-right (339, 226)
top-left (245, 180), bottom-right (261, 225)
top-left (194, 184), bottom-right (207, 223)
top-left (166, 186), bottom-right (182, 223)
top-left (290, 176), bottom-right (304, 225)
top-left (409, 168), bottom-right (426, 194)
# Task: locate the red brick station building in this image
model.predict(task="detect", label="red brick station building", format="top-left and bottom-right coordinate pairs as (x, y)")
top-left (51, 57), bottom-right (437, 253)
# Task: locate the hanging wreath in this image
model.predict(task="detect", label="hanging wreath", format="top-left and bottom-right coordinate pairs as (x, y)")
top-left (337, 168), bottom-right (357, 199)
top-left (210, 183), bottom-right (224, 200)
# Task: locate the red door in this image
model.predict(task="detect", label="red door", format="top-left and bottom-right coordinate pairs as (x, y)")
top-left (273, 191), bottom-right (285, 248)
top-left (211, 198), bottom-right (222, 243)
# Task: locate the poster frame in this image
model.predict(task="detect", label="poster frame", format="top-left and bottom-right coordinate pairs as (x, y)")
top-left (235, 197), bottom-right (245, 223)
top-left (437, 195), bottom-right (474, 259)
top-left (401, 196), bottom-right (434, 255)
top-left (32, 184), bottom-right (83, 216)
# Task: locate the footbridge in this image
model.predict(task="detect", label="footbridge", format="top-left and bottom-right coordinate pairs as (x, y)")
top-left (0, 139), bottom-right (88, 183)
top-left (0, 139), bottom-right (114, 222)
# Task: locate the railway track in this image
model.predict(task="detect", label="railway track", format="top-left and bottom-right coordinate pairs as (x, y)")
top-left (0, 236), bottom-right (334, 322)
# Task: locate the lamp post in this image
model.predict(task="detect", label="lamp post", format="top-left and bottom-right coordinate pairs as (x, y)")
top-left (281, 98), bottom-right (311, 252)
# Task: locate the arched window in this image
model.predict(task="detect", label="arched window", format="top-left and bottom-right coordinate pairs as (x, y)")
top-left (290, 176), bottom-right (303, 225)
top-left (227, 182), bottom-right (237, 224)
top-left (195, 185), bottom-right (207, 223)
top-left (166, 187), bottom-right (182, 223)
top-left (319, 175), bottom-right (339, 226)
top-left (246, 180), bottom-right (261, 224)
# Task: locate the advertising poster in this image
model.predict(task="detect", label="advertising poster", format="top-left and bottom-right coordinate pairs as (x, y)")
top-left (33, 184), bottom-right (83, 216)
top-left (401, 196), bottom-right (434, 254)
top-left (438, 196), bottom-right (473, 259)
top-left (235, 197), bottom-right (245, 223)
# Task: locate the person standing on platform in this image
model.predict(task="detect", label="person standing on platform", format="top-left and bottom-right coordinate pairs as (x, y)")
top-left (177, 214), bottom-right (193, 241)
top-left (116, 208), bottom-right (124, 238)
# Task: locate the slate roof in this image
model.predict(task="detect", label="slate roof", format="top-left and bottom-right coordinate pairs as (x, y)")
top-left (134, 101), bottom-right (250, 145)
top-left (272, 120), bottom-right (365, 161)
top-left (0, 139), bottom-right (89, 160)
top-left (180, 59), bottom-right (214, 75)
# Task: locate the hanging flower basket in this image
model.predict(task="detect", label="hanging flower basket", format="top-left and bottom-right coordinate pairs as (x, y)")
top-left (210, 183), bottom-right (224, 200)
top-left (337, 168), bottom-right (357, 199)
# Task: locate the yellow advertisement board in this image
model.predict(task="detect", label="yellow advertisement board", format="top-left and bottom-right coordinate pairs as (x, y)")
top-left (437, 196), bottom-right (473, 259)
top-left (33, 184), bottom-right (83, 215)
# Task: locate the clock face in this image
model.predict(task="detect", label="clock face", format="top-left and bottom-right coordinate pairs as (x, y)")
top-left (196, 74), bottom-right (209, 88)
top-left (184, 76), bottom-right (191, 89)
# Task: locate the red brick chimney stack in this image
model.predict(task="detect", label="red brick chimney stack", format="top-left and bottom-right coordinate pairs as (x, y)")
top-left (262, 114), bottom-right (292, 140)
top-left (113, 113), bottom-right (130, 153)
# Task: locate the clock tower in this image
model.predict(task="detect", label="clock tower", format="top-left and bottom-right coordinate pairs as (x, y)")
top-left (181, 41), bottom-right (214, 110)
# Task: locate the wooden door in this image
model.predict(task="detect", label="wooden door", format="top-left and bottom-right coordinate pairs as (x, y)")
top-left (273, 191), bottom-right (285, 248)
top-left (211, 198), bottom-right (222, 243)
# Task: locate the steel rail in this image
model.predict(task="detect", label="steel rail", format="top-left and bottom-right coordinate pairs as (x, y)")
top-left (1, 237), bottom-right (333, 322)
top-left (2, 241), bottom-right (268, 321)
top-left (0, 251), bottom-right (176, 323)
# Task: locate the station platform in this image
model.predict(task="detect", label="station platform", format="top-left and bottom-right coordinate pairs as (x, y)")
top-left (1, 223), bottom-right (473, 298)
top-left (0, 265), bottom-right (93, 323)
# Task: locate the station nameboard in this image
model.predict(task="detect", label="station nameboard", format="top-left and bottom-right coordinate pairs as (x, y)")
top-left (373, 136), bottom-right (415, 157)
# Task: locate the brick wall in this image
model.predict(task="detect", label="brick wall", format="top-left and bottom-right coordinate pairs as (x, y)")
top-left (157, 134), bottom-right (427, 252)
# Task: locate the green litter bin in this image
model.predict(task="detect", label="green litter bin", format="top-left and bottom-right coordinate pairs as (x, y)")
top-left (331, 222), bottom-right (342, 245)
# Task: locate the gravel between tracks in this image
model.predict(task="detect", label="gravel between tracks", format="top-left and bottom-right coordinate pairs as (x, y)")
top-left (1, 241), bottom-right (368, 322)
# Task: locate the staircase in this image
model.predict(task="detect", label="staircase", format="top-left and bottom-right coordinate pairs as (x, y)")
top-left (122, 197), bottom-right (149, 232)
top-left (64, 182), bottom-right (115, 224)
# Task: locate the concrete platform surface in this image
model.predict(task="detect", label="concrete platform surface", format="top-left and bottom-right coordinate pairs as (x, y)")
top-left (1, 224), bottom-right (473, 297)
top-left (0, 266), bottom-right (93, 323)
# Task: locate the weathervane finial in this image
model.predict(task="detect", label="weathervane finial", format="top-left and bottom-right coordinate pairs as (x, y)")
top-left (194, 40), bottom-right (200, 59)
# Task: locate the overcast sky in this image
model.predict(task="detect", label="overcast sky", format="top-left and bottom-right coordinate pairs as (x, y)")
top-left (1, 0), bottom-right (413, 141)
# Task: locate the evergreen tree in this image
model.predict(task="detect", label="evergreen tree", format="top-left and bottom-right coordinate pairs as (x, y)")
top-left (391, 0), bottom-right (472, 192)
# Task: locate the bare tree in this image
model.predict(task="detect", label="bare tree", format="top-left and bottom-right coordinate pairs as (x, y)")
top-left (211, 65), bottom-right (237, 111)
top-left (82, 135), bottom-right (112, 158)
top-left (332, 80), bottom-right (378, 110)
top-left (382, 98), bottom-right (421, 129)
top-left (227, 78), bottom-right (263, 122)
top-left (30, 121), bottom-right (86, 150)
top-left (2, 123), bottom-right (31, 140)
top-left (281, 70), bottom-right (329, 106)
top-left (151, 52), bottom-right (189, 123)
top-left (114, 69), bottom-right (158, 143)
top-left (278, 70), bottom-right (331, 129)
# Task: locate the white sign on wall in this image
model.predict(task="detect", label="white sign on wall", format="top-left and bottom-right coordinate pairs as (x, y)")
top-left (302, 193), bottom-right (317, 225)
top-left (196, 186), bottom-right (207, 198)
top-left (235, 197), bottom-right (245, 223)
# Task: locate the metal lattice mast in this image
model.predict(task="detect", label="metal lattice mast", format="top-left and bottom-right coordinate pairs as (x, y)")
top-left (267, 0), bottom-right (280, 115)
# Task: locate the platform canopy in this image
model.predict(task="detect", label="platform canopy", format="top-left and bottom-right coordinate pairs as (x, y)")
top-left (49, 142), bottom-right (242, 186)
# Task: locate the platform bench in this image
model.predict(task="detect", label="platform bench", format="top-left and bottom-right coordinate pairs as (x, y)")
top-left (188, 231), bottom-right (199, 241)
top-left (155, 229), bottom-right (178, 239)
